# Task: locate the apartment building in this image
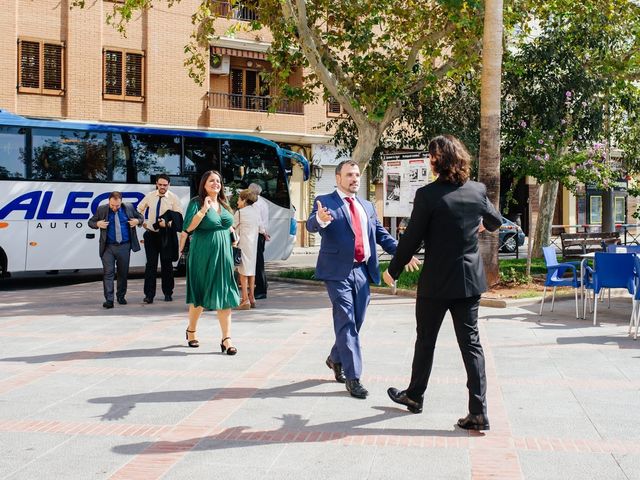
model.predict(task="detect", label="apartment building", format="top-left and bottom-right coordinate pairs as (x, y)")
top-left (0, 0), bottom-right (356, 246)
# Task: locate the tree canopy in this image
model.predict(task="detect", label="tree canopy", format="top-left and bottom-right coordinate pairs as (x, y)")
top-left (77, 0), bottom-right (494, 169)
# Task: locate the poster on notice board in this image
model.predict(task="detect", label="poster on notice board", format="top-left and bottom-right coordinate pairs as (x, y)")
top-left (382, 153), bottom-right (430, 217)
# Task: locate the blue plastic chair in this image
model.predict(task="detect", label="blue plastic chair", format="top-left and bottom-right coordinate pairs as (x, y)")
top-left (583, 252), bottom-right (635, 326)
top-left (629, 255), bottom-right (640, 340)
top-left (540, 246), bottom-right (581, 318)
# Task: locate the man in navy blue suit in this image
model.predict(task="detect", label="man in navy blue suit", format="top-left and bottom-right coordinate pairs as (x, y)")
top-left (307, 159), bottom-right (420, 399)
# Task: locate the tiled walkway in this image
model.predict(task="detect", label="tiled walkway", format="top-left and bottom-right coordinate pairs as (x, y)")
top-left (0, 278), bottom-right (638, 479)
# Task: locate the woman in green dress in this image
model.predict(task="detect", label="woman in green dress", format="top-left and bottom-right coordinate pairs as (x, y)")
top-left (183, 170), bottom-right (240, 355)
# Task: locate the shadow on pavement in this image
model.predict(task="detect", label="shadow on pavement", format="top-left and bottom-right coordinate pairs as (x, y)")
top-left (111, 406), bottom-right (467, 456)
top-left (0, 282), bottom-right (332, 318)
top-left (89, 379), bottom-right (338, 420)
top-left (0, 345), bottom-right (206, 364)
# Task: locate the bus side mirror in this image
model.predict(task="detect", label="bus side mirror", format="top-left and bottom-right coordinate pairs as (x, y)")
top-left (86, 233), bottom-right (95, 239)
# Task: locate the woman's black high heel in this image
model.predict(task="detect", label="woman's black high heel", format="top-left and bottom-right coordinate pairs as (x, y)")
top-left (220, 337), bottom-right (237, 355)
top-left (186, 329), bottom-right (199, 348)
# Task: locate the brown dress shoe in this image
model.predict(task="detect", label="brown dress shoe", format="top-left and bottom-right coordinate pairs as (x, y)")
top-left (387, 387), bottom-right (423, 413)
top-left (345, 379), bottom-right (368, 399)
top-left (457, 413), bottom-right (490, 431)
top-left (325, 356), bottom-right (346, 383)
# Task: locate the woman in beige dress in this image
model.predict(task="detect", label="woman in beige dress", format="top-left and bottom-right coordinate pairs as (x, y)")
top-left (233, 189), bottom-right (260, 309)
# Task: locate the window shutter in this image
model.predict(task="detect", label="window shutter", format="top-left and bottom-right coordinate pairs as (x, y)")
top-left (231, 69), bottom-right (243, 95)
top-left (20, 41), bottom-right (40, 89)
top-left (327, 96), bottom-right (342, 114)
top-left (104, 50), bottom-right (123, 96)
top-left (125, 52), bottom-right (143, 98)
top-left (43, 43), bottom-right (63, 91)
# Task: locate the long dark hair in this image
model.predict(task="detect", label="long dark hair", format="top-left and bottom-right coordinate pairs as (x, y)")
top-left (428, 135), bottom-right (471, 186)
top-left (197, 170), bottom-right (232, 212)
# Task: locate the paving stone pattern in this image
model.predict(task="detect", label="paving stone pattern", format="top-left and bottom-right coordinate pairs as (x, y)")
top-left (0, 276), bottom-right (638, 479)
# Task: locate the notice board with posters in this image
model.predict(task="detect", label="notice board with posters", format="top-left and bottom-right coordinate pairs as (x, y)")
top-left (382, 152), bottom-right (430, 218)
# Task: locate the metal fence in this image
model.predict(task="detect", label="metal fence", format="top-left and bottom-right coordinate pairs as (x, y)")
top-left (208, 92), bottom-right (304, 115)
top-left (210, 1), bottom-right (258, 21)
top-left (548, 224), bottom-right (640, 250)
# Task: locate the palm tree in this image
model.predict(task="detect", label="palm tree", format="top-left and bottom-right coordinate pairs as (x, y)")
top-left (478, 0), bottom-right (503, 286)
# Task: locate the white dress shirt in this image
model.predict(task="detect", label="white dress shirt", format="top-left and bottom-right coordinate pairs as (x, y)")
top-left (137, 189), bottom-right (183, 232)
top-left (317, 189), bottom-right (371, 262)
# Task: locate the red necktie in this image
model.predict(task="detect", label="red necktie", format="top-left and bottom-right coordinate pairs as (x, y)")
top-left (346, 197), bottom-right (365, 262)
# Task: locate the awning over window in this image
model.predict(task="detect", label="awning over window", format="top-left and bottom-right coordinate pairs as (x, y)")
top-left (211, 47), bottom-right (267, 60)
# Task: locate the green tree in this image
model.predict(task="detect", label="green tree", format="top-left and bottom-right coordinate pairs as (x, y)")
top-left (78, 0), bottom-right (492, 173)
top-left (502, 1), bottom-right (640, 257)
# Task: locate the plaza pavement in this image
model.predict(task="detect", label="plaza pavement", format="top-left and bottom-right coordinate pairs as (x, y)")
top-left (0, 259), bottom-right (639, 479)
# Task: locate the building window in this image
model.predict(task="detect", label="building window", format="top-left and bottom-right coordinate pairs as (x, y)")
top-left (230, 67), bottom-right (269, 110)
top-left (17, 39), bottom-right (64, 95)
top-left (213, 0), bottom-right (258, 21)
top-left (589, 195), bottom-right (602, 224)
top-left (614, 196), bottom-right (626, 224)
top-left (103, 48), bottom-right (145, 101)
top-left (327, 96), bottom-right (345, 116)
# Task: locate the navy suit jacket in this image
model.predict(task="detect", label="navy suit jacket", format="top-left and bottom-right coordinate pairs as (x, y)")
top-left (307, 191), bottom-right (397, 284)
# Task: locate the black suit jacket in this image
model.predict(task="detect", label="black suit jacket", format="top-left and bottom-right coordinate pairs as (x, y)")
top-left (158, 210), bottom-right (184, 262)
top-left (88, 203), bottom-right (144, 257)
top-left (388, 179), bottom-right (502, 299)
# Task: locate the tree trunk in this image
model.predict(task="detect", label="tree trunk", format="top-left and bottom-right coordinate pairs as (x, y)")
top-left (351, 124), bottom-right (381, 176)
top-left (477, 0), bottom-right (503, 287)
top-left (532, 180), bottom-right (559, 258)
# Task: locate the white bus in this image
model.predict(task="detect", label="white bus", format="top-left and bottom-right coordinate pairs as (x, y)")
top-left (0, 110), bottom-right (309, 277)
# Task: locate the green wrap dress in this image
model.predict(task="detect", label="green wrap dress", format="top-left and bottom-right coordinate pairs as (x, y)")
top-left (183, 199), bottom-right (240, 310)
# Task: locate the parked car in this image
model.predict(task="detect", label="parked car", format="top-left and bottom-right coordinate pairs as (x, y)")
top-left (499, 217), bottom-right (525, 253)
top-left (396, 216), bottom-right (525, 254)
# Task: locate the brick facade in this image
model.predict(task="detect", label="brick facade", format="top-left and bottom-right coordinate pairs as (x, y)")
top-left (0, 0), bottom-right (336, 246)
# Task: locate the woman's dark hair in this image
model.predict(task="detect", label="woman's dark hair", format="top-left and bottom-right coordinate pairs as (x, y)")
top-left (197, 170), bottom-right (232, 212)
top-left (428, 135), bottom-right (471, 185)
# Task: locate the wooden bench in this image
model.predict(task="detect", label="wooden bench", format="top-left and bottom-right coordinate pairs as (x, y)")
top-left (559, 232), bottom-right (621, 260)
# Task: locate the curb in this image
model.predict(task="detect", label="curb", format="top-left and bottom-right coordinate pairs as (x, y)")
top-left (268, 275), bottom-right (556, 309)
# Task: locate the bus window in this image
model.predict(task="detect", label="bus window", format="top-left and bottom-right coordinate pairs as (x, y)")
top-left (184, 137), bottom-right (221, 177)
top-left (220, 140), bottom-right (289, 208)
top-left (129, 134), bottom-right (181, 183)
top-left (0, 127), bottom-right (26, 179)
top-left (107, 133), bottom-right (130, 182)
top-left (31, 128), bottom-right (109, 181)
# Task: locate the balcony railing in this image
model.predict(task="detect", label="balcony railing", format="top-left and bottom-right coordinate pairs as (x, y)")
top-left (208, 92), bottom-right (304, 115)
top-left (211, 1), bottom-right (258, 21)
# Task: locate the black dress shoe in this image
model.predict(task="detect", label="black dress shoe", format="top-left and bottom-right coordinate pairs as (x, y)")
top-left (325, 356), bottom-right (346, 383)
top-left (387, 387), bottom-right (423, 414)
top-left (345, 379), bottom-right (368, 399)
top-left (143, 297), bottom-right (153, 304)
top-left (117, 297), bottom-right (127, 305)
top-left (164, 295), bottom-right (173, 302)
top-left (253, 293), bottom-right (267, 300)
top-left (457, 413), bottom-right (490, 431)
top-left (103, 301), bottom-right (114, 309)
